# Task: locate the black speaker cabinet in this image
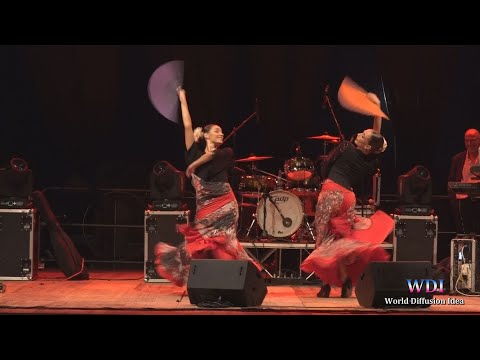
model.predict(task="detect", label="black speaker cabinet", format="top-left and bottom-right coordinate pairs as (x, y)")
top-left (0, 208), bottom-right (39, 280)
top-left (355, 261), bottom-right (434, 308)
top-left (144, 210), bottom-right (189, 282)
top-left (393, 214), bottom-right (438, 265)
top-left (187, 259), bottom-right (268, 307)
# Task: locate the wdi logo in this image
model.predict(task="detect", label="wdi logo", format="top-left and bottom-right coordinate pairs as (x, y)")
top-left (406, 279), bottom-right (445, 293)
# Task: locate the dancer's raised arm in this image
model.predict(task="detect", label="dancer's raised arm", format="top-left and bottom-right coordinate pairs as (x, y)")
top-left (177, 87), bottom-right (194, 151)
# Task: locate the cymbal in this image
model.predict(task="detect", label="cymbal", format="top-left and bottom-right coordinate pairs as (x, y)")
top-left (235, 155), bottom-right (273, 162)
top-left (307, 134), bottom-right (341, 141)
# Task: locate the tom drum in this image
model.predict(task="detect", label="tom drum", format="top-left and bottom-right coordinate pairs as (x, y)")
top-left (284, 157), bottom-right (315, 181)
top-left (239, 175), bottom-right (276, 198)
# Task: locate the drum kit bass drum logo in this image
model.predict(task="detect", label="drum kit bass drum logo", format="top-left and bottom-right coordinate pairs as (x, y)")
top-left (235, 134), bottom-right (340, 242)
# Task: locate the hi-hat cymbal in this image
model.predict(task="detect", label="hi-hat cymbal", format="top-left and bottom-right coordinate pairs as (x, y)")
top-left (307, 134), bottom-right (341, 141)
top-left (235, 155), bottom-right (273, 162)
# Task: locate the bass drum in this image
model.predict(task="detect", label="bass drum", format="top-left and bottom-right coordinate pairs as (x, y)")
top-left (256, 190), bottom-right (303, 237)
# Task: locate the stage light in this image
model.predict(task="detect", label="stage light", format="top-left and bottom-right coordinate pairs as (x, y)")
top-left (10, 157), bottom-right (29, 172)
top-left (149, 161), bottom-right (185, 210)
top-left (0, 157), bottom-right (33, 206)
top-left (397, 165), bottom-right (432, 205)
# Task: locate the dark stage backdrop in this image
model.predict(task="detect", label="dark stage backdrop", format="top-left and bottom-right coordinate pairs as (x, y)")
top-left (1, 45), bottom-right (478, 195)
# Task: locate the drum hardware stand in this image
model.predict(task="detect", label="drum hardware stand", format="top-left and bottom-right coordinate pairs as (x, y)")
top-left (245, 212), bottom-right (257, 238)
top-left (290, 186), bottom-right (316, 244)
top-left (295, 213), bottom-right (316, 243)
top-left (300, 181), bottom-right (316, 244)
top-left (242, 163), bottom-right (266, 239)
top-left (323, 85), bottom-right (345, 141)
top-left (322, 140), bottom-right (329, 157)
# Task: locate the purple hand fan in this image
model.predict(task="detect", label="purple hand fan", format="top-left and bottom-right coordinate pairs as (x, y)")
top-left (148, 60), bottom-right (184, 123)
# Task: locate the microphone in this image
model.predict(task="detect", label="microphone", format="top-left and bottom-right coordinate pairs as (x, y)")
top-left (321, 84), bottom-right (330, 109)
top-left (256, 97), bottom-right (261, 124)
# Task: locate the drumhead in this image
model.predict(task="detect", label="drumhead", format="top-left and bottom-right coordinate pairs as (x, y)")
top-left (256, 190), bottom-right (303, 237)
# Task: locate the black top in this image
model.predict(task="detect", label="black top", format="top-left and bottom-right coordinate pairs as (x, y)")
top-left (448, 150), bottom-right (467, 182)
top-left (322, 140), bottom-right (379, 190)
top-left (185, 142), bottom-right (234, 182)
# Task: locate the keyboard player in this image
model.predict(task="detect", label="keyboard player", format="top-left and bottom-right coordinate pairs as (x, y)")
top-left (448, 128), bottom-right (480, 235)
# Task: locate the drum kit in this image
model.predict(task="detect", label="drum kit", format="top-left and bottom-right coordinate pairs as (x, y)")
top-left (235, 134), bottom-right (340, 243)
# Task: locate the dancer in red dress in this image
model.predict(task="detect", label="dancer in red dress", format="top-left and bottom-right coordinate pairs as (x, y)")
top-left (301, 93), bottom-right (393, 298)
top-left (154, 87), bottom-right (258, 286)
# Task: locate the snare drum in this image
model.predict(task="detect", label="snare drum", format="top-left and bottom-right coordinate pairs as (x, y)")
top-left (284, 157), bottom-right (314, 181)
top-left (256, 190), bottom-right (303, 237)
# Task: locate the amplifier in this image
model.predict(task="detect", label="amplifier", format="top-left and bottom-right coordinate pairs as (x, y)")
top-left (395, 205), bottom-right (433, 216)
top-left (0, 198), bottom-right (31, 209)
top-left (393, 214), bottom-right (438, 265)
top-left (144, 210), bottom-right (190, 282)
top-left (0, 208), bottom-right (39, 280)
top-left (151, 200), bottom-right (185, 211)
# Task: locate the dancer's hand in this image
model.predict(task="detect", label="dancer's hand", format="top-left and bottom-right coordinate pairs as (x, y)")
top-left (186, 164), bottom-right (195, 178)
top-left (177, 87), bottom-right (187, 104)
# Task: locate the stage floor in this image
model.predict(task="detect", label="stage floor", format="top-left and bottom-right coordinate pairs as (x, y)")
top-left (1, 269), bottom-right (480, 315)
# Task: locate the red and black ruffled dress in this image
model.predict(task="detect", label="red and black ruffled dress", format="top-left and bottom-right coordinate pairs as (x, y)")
top-left (154, 143), bottom-right (256, 286)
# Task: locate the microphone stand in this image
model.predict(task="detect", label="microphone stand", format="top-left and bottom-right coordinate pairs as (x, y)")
top-left (253, 167), bottom-right (288, 183)
top-left (324, 94), bottom-right (345, 141)
top-left (223, 111), bottom-right (257, 145)
top-left (260, 190), bottom-right (293, 236)
top-left (250, 164), bottom-right (292, 237)
top-left (261, 189), bottom-right (268, 237)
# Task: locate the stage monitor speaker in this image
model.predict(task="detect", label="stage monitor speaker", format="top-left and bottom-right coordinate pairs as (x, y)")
top-left (187, 259), bottom-right (267, 307)
top-left (355, 261), bottom-right (434, 308)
